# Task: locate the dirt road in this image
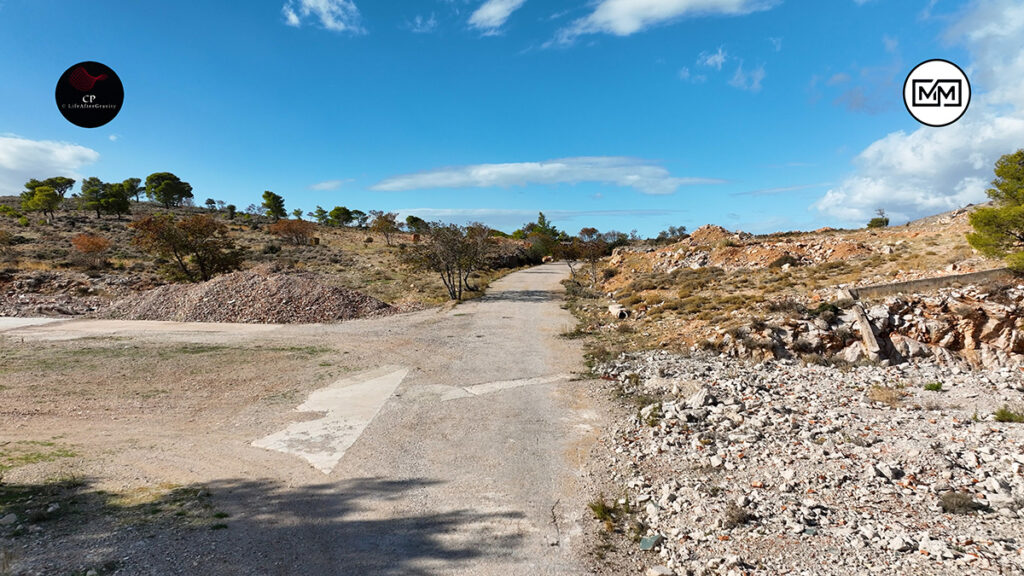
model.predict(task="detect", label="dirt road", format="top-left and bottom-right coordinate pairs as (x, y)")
top-left (1, 263), bottom-right (606, 575)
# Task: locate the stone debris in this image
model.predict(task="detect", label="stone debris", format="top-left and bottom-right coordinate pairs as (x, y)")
top-left (610, 225), bottom-right (872, 274)
top-left (593, 350), bottom-right (1024, 575)
top-left (105, 266), bottom-right (392, 323)
top-left (706, 284), bottom-right (1024, 371)
top-left (0, 270), bottom-right (150, 317)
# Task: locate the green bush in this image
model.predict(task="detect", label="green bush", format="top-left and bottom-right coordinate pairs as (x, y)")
top-left (994, 405), bottom-right (1024, 423)
top-left (867, 217), bottom-right (889, 229)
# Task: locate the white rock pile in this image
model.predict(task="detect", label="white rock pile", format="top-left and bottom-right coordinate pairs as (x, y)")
top-left (595, 351), bottom-right (1024, 575)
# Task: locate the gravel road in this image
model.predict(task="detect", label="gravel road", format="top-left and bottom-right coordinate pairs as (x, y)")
top-left (2, 263), bottom-right (606, 575)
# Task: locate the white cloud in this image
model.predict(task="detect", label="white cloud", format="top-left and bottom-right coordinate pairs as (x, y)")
top-left (768, 36), bottom-right (782, 52)
top-left (826, 72), bottom-right (850, 86)
top-left (108, 134), bottom-right (119, 142)
top-left (882, 34), bottom-right (899, 54)
top-left (0, 136), bottom-right (99, 195)
top-left (397, 207), bottom-right (683, 229)
top-left (678, 66), bottom-right (707, 83)
top-left (407, 13), bottom-right (438, 33)
top-left (728, 62), bottom-right (765, 92)
top-left (309, 179), bottom-right (352, 191)
top-left (697, 47), bottom-right (728, 70)
top-left (815, 0), bottom-right (1024, 224)
top-left (469, 0), bottom-right (526, 33)
top-left (733, 182), bottom-right (833, 197)
top-left (281, 0), bottom-right (364, 33)
top-left (372, 157), bottom-right (724, 195)
top-left (555, 0), bottom-right (776, 44)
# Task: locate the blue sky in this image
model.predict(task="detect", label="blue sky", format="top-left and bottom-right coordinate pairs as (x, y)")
top-left (1, 0), bottom-right (1022, 236)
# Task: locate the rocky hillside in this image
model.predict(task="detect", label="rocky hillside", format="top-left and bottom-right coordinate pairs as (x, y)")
top-left (578, 206), bottom-right (1022, 370)
top-left (0, 196), bottom-right (531, 320)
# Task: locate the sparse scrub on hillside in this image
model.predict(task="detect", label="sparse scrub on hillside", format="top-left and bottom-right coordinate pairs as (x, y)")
top-left (71, 233), bottom-right (112, 269)
top-left (268, 218), bottom-right (316, 246)
top-left (368, 211), bottom-right (401, 246)
top-left (129, 213), bottom-right (244, 282)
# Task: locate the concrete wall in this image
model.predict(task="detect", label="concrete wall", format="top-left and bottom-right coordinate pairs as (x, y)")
top-left (848, 268), bottom-right (1016, 301)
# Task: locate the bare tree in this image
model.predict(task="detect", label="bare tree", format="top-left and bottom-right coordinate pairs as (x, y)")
top-left (404, 221), bottom-right (493, 300)
top-left (369, 210), bottom-right (402, 246)
top-left (578, 227), bottom-right (608, 287)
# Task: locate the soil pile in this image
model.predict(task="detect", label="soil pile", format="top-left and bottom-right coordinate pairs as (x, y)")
top-left (107, 266), bottom-right (392, 323)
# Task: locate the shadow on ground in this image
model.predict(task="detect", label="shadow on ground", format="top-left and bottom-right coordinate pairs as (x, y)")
top-left (1, 476), bottom-right (525, 575)
top-left (483, 289), bottom-right (562, 303)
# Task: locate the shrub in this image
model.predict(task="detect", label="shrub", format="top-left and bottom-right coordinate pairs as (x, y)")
top-left (601, 267), bottom-right (618, 280)
top-left (867, 217), bottom-right (889, 229)
top-left (940, 491), bottom-right (983, 514)
top-left (994, 405), bottom-right (1024, 423)
top-left (766, 298), bottom-right (805, 315)
top-left (129, 213), bottom-right (243, 282)
top-left (70, 233), bottom-right (112, 269)
top-left (267, 218), bottom-right (315, 245)
top-left (588, 495), bottom-right (625, 532)
top-left (723, 502), bottom-right (753, 529)
top-left (868, 385), bottom-right (905, 407)
top-left (923, 382), bottom-right (943, 392)
top-left (768, 254), bottom-right (801, 268)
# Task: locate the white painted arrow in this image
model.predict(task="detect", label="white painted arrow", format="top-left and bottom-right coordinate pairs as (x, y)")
top-left (253, 366), bottom-right (408, 474)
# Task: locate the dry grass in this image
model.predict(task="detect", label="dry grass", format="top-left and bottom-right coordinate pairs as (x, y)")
top-left (867, 385), bottom-right (906, 407)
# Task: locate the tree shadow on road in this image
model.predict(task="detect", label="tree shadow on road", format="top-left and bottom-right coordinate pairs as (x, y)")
top-left (2, 476), bottom-right (526, 575)
top-left (483, 289), bottom-right (562, 303)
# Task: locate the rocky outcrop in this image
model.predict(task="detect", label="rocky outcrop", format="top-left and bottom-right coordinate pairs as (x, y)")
top-left (711, 284), bottom-right (1024, 370)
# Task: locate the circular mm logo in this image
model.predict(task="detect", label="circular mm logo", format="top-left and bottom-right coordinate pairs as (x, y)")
top-left (903, 59), bottom-right (970, 127)
top-left (55, 61), bottom-right (124, 128)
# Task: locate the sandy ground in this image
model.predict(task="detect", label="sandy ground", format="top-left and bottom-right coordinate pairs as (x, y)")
top-left (0, 263), bottom-right (611, 575)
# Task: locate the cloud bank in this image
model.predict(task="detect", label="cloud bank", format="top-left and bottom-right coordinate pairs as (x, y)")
top-left (555, 0), bottom-right (776, 44)
top-left (814, 0), bottom-right (1024, 224)
top-left (282, 0), bottom-right (364, 33)
top-left (0, 136), bottom-right (99, 195)
top-left (372, 157), bottom-right (724, 195)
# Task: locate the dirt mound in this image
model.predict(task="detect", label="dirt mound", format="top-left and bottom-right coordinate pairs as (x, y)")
top-left (106, 266), bottom-right (392, 323)
top-left (687, 225), bottom-right (742, 246)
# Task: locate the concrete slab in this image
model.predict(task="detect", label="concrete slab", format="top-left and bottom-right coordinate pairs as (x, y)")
top-left (2, 318), bottom-right (281, 341)
top-left (252, 366), bottom-right (408, 474)
top-left (0, 317), bottom-right (67, 332)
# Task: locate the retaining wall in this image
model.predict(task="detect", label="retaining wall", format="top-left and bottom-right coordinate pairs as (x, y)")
top-left (848, 268), bottom-right (1016, 300)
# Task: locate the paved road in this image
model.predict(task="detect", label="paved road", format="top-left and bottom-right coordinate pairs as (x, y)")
top-left (5, 263), bottom-right (603, 575)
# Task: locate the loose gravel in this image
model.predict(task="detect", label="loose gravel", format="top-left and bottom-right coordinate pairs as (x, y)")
top-left (105, 266), bottom-right (392, 323)
top-left (593, 350), bottom-right (1024, 575)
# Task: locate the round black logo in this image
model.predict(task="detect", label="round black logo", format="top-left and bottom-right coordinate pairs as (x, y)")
top-left (903, 59), bottom-right (971, 127)
top-left (55, 61), bottom-right (124, 128)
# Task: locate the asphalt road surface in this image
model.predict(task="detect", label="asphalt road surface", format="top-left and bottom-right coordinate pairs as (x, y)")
top-left (2, 263), bottom-right (605, 575)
